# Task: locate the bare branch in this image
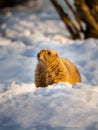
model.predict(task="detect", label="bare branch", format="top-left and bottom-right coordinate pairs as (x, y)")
top-left (64, 0), bottom-right (84, 32)
top-left (50, 0), bottom-right (81, 39)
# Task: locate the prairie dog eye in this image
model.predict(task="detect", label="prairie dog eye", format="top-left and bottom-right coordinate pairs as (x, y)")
top-left (47, 52), bottom-right (51, 55)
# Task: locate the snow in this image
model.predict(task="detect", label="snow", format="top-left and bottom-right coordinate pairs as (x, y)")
top-left (0, 2), bottom-right (98, 130)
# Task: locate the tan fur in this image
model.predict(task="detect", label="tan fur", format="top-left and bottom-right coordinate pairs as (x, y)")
top-left (35, 49), bottom-right (81, 87)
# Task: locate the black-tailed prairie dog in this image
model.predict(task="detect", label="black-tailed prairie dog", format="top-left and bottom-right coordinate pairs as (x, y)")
top-left (35, 49), bottom-right (81, 87)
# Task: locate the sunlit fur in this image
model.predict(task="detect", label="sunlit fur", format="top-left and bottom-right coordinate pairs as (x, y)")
top-left (35, 49), bottom-right (81, 87)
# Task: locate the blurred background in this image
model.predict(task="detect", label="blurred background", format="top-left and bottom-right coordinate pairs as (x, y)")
top-left (0, 0), bottom-right (52, 11)
top-left (0, 0), bottom-right (98, 40)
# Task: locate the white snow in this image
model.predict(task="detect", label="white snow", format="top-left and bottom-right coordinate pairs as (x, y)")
top-left (0, 2), bottom-right (98, 130)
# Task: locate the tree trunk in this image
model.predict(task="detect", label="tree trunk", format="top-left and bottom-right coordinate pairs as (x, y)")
top-left (51, 0), bottom-right (98, 39)
top-left (74, 0), bottom-right (98, 38)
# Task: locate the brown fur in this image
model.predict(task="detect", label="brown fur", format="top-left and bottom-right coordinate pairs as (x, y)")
top-left (35, 49), bottom-right (81, 87)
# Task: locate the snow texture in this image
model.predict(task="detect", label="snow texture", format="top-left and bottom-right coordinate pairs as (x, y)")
top-left (0, 2), bottom-right (98, 130)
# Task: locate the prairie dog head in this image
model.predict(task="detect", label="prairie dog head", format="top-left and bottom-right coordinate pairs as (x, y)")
top-left (37, 49), bottom-right (60, 64)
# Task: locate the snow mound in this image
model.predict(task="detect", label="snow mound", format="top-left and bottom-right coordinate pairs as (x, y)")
top-left (0, 82), bottom-right (98, 130)
top-left (0, 82), bottom-right (36, 102)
